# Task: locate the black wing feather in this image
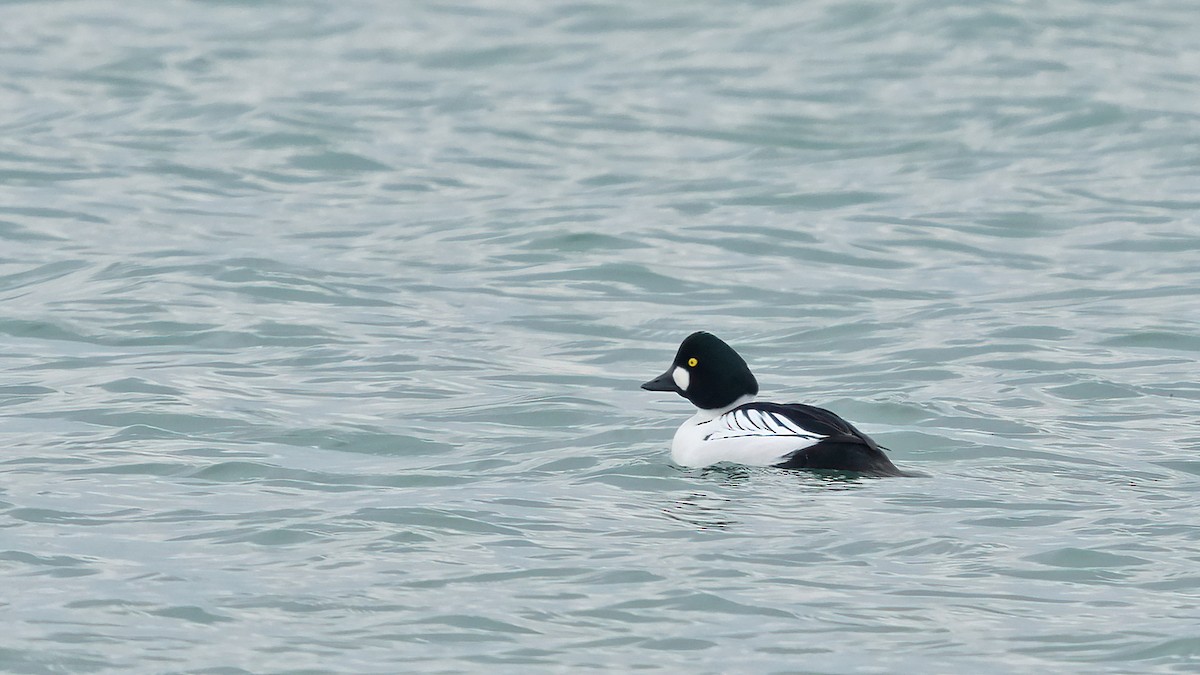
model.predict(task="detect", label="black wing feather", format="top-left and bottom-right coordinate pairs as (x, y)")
top-left (730, 402), bottom-right (907, 477)
top-left (732, 402), bottom-right (873, 446)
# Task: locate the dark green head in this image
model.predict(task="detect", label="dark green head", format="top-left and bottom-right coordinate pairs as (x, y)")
top-left (641, 331), bottom-right (759, 410)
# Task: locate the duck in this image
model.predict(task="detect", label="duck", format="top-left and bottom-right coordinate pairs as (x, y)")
top-left (641, 331), bottom-right (908, 477)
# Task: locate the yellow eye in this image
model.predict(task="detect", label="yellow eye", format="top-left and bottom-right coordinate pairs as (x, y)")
top-left (687, 357), bottom-right (698, 367)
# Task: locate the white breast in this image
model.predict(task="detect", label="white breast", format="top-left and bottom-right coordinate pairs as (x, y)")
top-left (670, 407), bottom-right (823, 468)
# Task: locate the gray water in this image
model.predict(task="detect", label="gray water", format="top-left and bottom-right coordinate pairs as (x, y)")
top-left (2, 1), bottom-right (1199, 673)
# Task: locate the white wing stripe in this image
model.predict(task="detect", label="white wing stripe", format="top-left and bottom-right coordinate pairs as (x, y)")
top-left (701, 408), bottom-right (824, 441)
top-left (774, 413), bottom-right (813, 437)
top-left (768, 413), bottom-right (793, 435)
top-left (779, 417), bottom-right (799, 435)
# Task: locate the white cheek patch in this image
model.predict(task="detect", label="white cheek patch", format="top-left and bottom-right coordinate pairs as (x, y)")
top-left (672, 366), bottom-right (690, 392)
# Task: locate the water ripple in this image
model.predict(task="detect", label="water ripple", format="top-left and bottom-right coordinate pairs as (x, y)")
top-left (2, 0), bottom-right (1200, 673)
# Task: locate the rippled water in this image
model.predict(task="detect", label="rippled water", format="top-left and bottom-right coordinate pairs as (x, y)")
top-left (3, 1), bottom-right (1199, 672)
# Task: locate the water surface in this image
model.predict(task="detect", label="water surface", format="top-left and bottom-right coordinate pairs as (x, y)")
top-left (2, 1), bottom-right (1199, 672)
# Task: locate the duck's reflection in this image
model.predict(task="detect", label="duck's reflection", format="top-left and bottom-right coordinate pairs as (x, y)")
top-left (661, 465), bottom-right (871, 530)
top-left (662, 489), bottom-right (738, 530)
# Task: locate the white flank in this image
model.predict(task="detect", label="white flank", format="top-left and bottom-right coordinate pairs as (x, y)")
top-left (669, 402), bottom-right (823, 467)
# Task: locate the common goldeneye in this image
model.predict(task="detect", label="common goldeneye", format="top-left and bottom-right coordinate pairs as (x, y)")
top-left (641, 331), bottom-right (908, 477)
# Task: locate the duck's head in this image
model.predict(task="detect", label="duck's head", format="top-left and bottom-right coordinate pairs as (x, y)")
top-left (641, 331), bottom-right (759, 410)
